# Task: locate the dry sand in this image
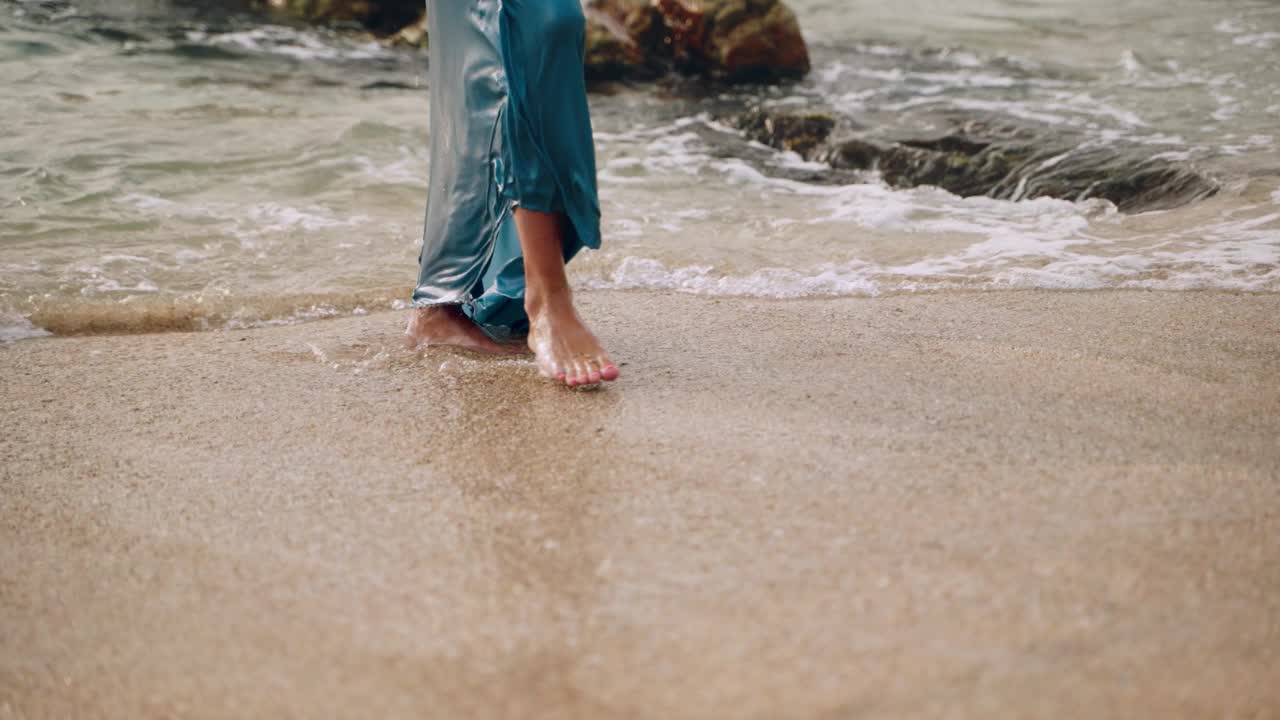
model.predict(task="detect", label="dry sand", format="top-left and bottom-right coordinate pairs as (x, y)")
top-left (2, 290), bottom-right (1278, 719)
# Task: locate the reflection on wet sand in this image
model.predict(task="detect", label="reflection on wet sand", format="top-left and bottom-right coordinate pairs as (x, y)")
top-left (2, 290), bottom-right (1278, 717)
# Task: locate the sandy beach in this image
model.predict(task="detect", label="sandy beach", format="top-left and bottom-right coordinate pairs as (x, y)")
top-left (2, 289), bottom-right (1278, 719)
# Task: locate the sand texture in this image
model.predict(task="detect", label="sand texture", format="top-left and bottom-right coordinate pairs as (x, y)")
top-left (2, 290), bottom-right (1279, 719)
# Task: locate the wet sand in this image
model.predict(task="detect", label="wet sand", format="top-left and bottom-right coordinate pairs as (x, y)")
top-left (2, 290), bottom-right (1278, 719)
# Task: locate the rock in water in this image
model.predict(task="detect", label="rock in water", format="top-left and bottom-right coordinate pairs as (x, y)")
top-left (733, 109), bottom-right (1219, 212)
top-left (586, 0), bottom-right (811, 82)
top-left (735, 109), bottom-right (835, 156)
top-left (258, 0), bottom-right (421, 35)
top-left (252, 0), bottom-right (812, 83)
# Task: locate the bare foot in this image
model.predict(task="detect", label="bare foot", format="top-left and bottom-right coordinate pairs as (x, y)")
top-left (527, 291), bottom-right (620, 387)
top-left (406, 305), bottom-right (523, 354)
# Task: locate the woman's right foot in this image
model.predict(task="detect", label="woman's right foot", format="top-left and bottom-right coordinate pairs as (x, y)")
top-left (526, 291), bottom-right (620, 387)
top-left (406, 305), bottom-right (522, 354)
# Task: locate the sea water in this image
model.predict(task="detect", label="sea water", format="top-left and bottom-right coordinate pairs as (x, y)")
top-left (1, 0), bottom-right (1277, 338)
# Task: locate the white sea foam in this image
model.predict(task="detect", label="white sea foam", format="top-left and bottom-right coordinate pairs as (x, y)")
top-left (1119, 50), bottom-right (1145, 75)
top-left (353, 150), bottom-right (427, 186)
top-left (591, 113), bottom-right (1279, 300)
top-left (1233, 32), bottom-right (1280, 49)
top-left (587, 118), bottom-right (1280, 298)
top-left (845, 66), bottom-right (1022, 89)
top-left (0, 316), bottom-right (52, 343)
top-left (244, 203), bottom-right (371, 234)
top-left (585, 257), bottom-right (881, 296)
top-left (1215, 19), bottom-right (1247, 35)
top-left (120, 193), bottom-right (178, 210)
top-left (76, 276), bottom-right (160, 295)
top-left (120, 195), bottom-right (372, 242)
top-left (186, 26), bottom-right (391, 62)
top-left (586, 236), bottom-right (1279, 297)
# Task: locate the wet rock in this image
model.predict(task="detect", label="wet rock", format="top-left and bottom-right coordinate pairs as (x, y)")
top-left (384, 9), bottom-right (426, 48)
top-left (251, 0), bottom-right (811, 83)
top-left (586, 0), bottom-right (811, 82)
top-left (257, 0), bottom-right (421, 36)
top-left (583, 5), bottom-right (660, 82)
top-left (736, 108), bottom-right (834, 156)
top-left (734, 109), bottom-right (1219, 212)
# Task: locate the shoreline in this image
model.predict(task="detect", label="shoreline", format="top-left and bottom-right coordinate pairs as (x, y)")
top-left (3, 289), bottom-right (1278, 718)
top-left (6, 286), bottom-right (1280, 344)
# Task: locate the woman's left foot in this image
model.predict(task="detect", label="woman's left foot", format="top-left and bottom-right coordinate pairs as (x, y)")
top-left (406, 305), bottom-right (523, 354)
top-left (526, 291), bottom-right (620, 387)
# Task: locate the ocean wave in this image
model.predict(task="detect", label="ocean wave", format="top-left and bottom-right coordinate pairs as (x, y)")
top-left (6, 289), bottom-right (410, 337)
top-left (584, 246), bottom-right (1280, 298)
top-left (183, 26), bottom-right (392, 62)
top-left (0, 315), bottom-right (52, 343)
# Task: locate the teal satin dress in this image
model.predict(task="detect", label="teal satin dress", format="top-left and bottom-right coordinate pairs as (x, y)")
top-left (412, 0), bottom-right (602, 341)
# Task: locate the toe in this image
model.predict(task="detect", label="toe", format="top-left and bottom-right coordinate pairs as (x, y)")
top-left (585, 359), bottom-right (603, 385)
top-left (563, 360), bottom-right (583, 386)
top-left (574, 362), bottom-right (591, 387)
top-left (599, 358), bottom-right (620, 382)
top-left (572, 361), bottom-right (593, 387)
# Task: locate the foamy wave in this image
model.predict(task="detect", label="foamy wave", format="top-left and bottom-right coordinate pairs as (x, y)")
top-left (9, 290), bottom-right (410, 337)
top-left (184, 26), bottom-right (391, 62)
top-left (598, 112), bottom-right (1278, 299)
top-left (584, 247), bottom-right (1280, 298)
top-left (1215, 17), bottom-right (1280, 49)
top-left (583, 258), bottom-right (882, 297)
top-left (119, 195), bottom-right (372, 246)
top-left (585, 194), bottom-right (1280, 297)
top-left (0, 316), bottom-right (52, 343)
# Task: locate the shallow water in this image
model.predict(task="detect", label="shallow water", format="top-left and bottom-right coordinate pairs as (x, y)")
top-left (1, 0), bottom-right (1277, 339)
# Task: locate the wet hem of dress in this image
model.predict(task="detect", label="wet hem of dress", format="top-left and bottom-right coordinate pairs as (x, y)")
top-left (409, 296), bottom-right (472, 309)
top-left (476, 323), bottom-right (527, 343)
top-left (409, 296), bottom-right (527, 342)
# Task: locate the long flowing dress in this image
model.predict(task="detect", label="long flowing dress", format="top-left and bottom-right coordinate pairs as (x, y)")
top-left (412, 0), bottom-right (602, 341)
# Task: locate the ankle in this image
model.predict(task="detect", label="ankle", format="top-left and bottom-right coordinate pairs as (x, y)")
top-left (411, 304), bottom-right (451, 326)
top-left (525, 286), bottom-right (573, 319)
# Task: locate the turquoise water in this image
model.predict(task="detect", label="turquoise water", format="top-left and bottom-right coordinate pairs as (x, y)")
top-left (1, 0), bottom-right (1277, 339)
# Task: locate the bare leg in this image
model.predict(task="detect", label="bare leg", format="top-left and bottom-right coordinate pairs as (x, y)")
top-left (405, 305), bottom-right (522, 354)
top-left (516, 208), bottom-right (620, 387)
